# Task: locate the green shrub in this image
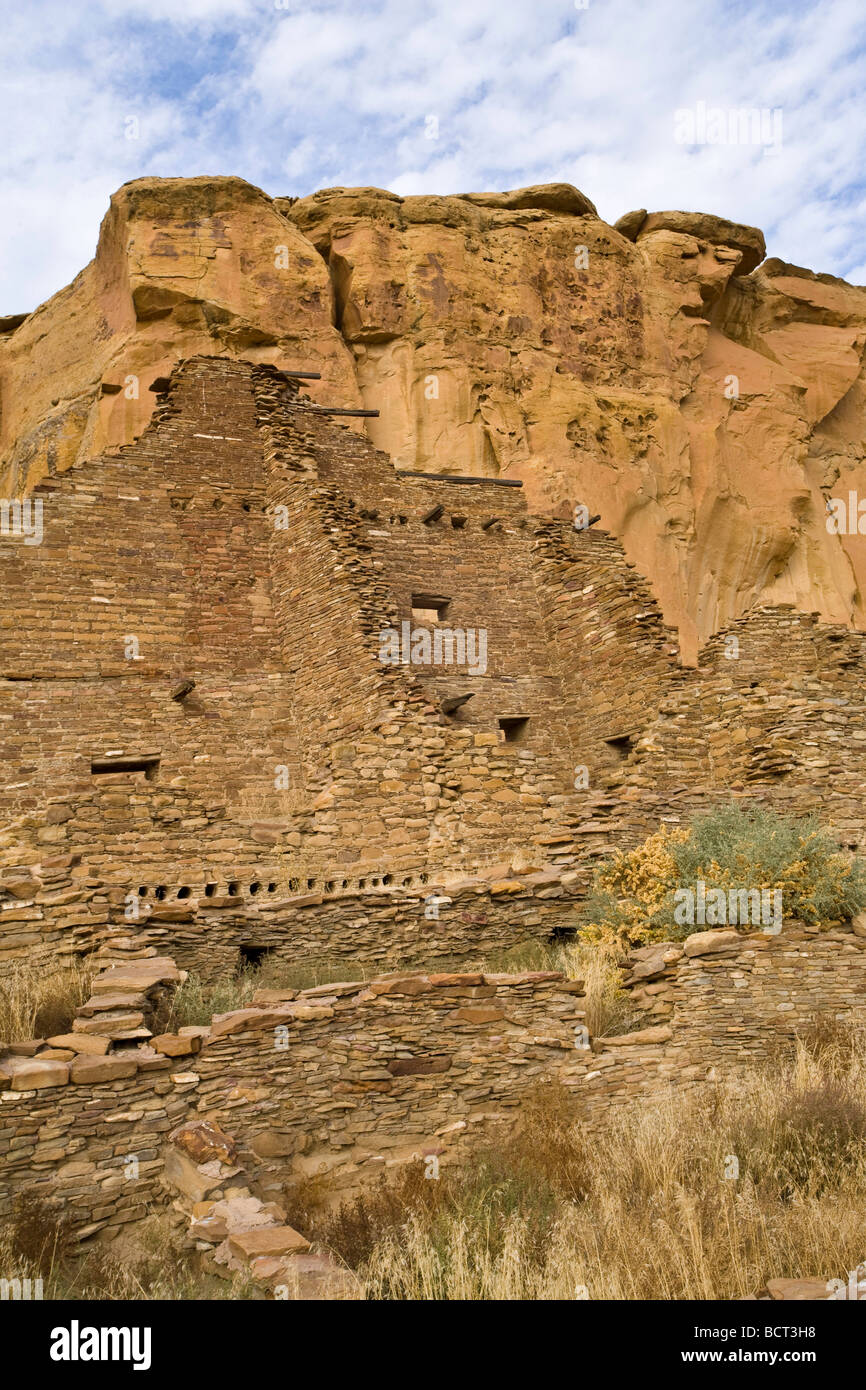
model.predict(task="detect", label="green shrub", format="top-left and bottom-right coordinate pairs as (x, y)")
top-left (578, 804), bottom-right (866, 948)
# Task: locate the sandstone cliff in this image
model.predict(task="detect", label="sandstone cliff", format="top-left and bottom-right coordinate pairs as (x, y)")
top-left (2, 174), bottom-right (865, 660)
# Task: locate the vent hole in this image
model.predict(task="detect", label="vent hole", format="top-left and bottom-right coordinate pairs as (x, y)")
top-left (499, 716), bottom-right (530, 744)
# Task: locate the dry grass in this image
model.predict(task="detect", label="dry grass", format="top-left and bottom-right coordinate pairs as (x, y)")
top-left (0, 953), bottom-right (93, 1042)
top-left (473, 936), bottom-right (639, 1037)
top-left (288, 1024), bottom-right (866, 1300)
top-left (0, 1201), bottom-right (260, 1300)
top-left (168, 955), bottom-right (379, 1027)
top-left (169, 936), bottom-right (633, 1036)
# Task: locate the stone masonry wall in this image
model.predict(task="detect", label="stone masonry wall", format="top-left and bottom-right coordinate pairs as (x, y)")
top-left (2, 924), bottom-right (865, 1238)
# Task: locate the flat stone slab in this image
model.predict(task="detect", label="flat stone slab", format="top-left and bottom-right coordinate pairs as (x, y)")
top-left (90, 956), bottom-right (182, 993)
top-left (228, 1225), bottom-right (310, 1260)
top-left (766, 1278), bottom-right (834, 1301)
top-left (69, 1053), bottom-right (139, 1083)
top-left (0, 1055), bottom-right (69, 1089)
top-left (47, 1033), bottom-right (111, 1055)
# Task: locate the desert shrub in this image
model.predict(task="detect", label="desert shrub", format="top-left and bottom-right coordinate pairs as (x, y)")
top-left (578, 804), bottom-right (866, 948)
top-left (0, 954), bottom-right (93, 1042)
top-left (727, 1037), bottom-right (866, 1199)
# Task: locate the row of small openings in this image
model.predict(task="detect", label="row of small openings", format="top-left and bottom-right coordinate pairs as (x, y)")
top-left (139, 881), bottom-right (279, 900)
top-left (136, 872), bottom-right (432, 901)
top-left (290, 871), bottom-right (431, 892)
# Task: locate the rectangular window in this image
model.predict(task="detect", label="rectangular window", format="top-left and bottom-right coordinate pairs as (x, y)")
top-left (91, 755), bottom-right (160, 781)
top-left (499, 717), bottom-right (529, 744)
top-left (411, 592), bottom-right (451, 623)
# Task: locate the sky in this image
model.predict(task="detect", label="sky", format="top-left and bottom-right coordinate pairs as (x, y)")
top-left (1, 0), bottom-right (865, 313)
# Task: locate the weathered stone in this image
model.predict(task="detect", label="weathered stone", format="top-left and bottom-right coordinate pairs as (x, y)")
top-left (684, 929), bottom-right (742, 958)
top-left (169, 1120), bottom-right (238, 1166)
top-left (0, 1056), bottom-right (69, 1089)
top-left (228, 1225), bottom-right (310, 1260)
top-left (69, 1054), bottom-right (138, 1083)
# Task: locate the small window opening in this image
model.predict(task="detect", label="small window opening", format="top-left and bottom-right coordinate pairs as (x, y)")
top-left (238, 944), bottom-right (272, 972)
top-left (267, 882), bottom-right (277, 892)
top-left (228, 881), bottom-right (239, 896)
top-left (249, 881), bottom-right (262, 895)
top-left (137, 886), bottom-right (147, 897)
top-left (411, 593), bottom-right (450, 623)
top-left (204, 883), bottom-right (216, 897)
top-left (307, 878), bottom-right (316, 889)
top-left (176, 886), bottom-right (191, 899)
top-left (605, 733), bottom-right (634, 761)
top-left (382, 873), bottom-right (393, 885)
top-left (91, 755), bottom-right (160, 781)
top-left (499, 716), bottom-right (530, 744)
top-left (450, 515), bottom-right (467, 529)
top-left (155, 885), bottom-right (167, 901)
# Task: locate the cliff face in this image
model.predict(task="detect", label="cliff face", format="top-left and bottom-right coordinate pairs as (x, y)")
top-left (2, 174), bottom-right (865, 659)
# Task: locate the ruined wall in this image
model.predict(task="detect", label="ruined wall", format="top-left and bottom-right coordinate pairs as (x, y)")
top-left (4, 355), bottom-right (659, 967)
top-left (0, 968), bottom-right (586, 1236)
top-left (3, 924), bottom-right (865, 1237)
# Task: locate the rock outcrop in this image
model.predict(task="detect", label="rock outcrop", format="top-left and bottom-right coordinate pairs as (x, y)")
top-left (3, 175), bottom-right (866, 657)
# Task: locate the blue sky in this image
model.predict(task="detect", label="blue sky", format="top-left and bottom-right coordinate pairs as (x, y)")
top-left (1, 0), bottom-right (865, 313)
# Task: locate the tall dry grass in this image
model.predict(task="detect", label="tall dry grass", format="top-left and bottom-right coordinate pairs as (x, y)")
top-left (0, 953), bottom-right (93, 1042)
top-left (293, 1024), bottom-right (866, 1300)
top-left (0, 1200), bottom-right (260, 1300)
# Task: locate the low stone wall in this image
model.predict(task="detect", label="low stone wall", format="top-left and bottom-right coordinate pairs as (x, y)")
top-left (0, 967), bottom-right (587, 1236)
top-left (3, 922), bottom-right (865, 1240)
top-left (574, 920), bottom-right (866, 1119)
top-left (0, 847), bottom-right (582, 976)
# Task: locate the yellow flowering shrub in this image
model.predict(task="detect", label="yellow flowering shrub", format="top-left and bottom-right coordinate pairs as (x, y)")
top-left (578, 806), bottom-right (866, 948)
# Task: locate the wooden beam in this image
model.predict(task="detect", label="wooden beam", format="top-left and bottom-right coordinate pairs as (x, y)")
top-left (397, 470), bottom-right (522, 488)
top-left (440, 694), bottom-right (475, 715)
top-left (299, 405), bottom-right (380, 417)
